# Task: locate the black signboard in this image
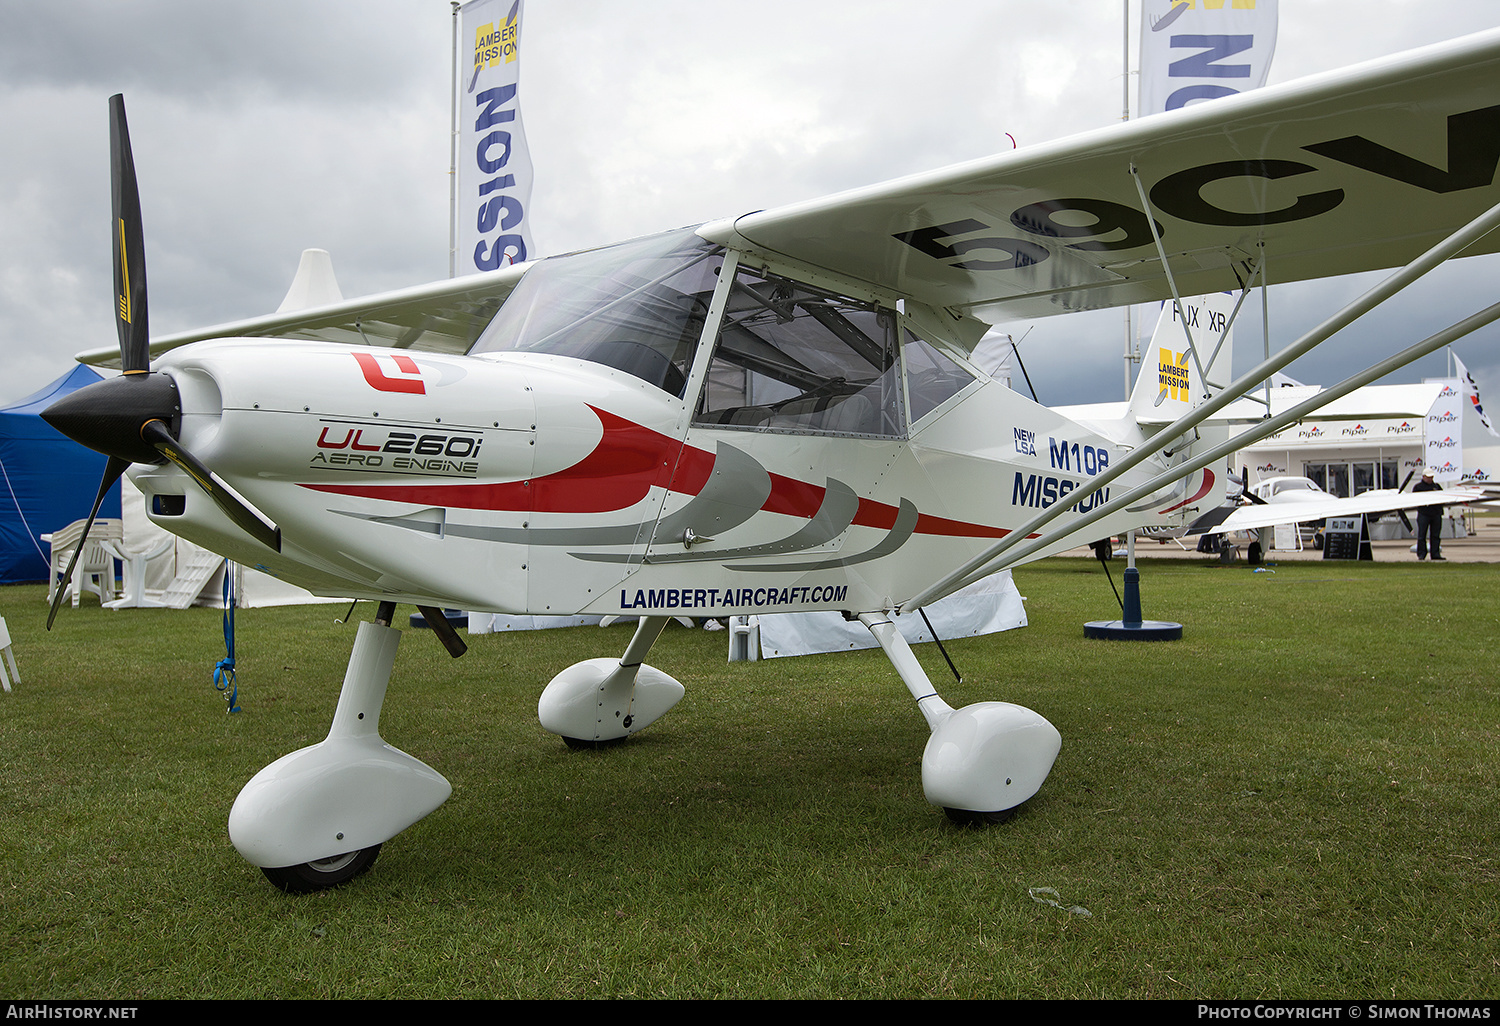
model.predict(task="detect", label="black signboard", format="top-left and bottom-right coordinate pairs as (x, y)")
top-left (1322, 516), bottom-right (1372, 560)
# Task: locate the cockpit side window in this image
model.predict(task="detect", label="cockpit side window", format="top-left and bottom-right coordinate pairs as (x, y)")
top-left (904, 330), bottom-right (978, 424)
top-left (469, 229), bottom-right (723, 398)
top-left (692, 266), bottom-right (904, 438)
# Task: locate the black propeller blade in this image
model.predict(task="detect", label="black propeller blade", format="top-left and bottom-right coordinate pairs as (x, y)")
top-left (110, 94), bottom-right (150, 375)
top-left (41, 95), bottom-right (281, 628)
top-left (1240, 466), bottom-right (1268, 505)
top-left (46, 457), bottom-right (129, 630)
top-left (1396, 469), bottom-right (1415, 533)
top-left (140, 420), bottom-right (281, 552)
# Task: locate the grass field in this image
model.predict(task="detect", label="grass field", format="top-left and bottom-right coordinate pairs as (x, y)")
top-left (1, 556), bottom-right (1496, 999)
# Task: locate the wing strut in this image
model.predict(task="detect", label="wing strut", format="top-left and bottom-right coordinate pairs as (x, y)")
top-left (899, 195), bottom-right (1500, 611)
top-left (1129, 164), bottom-right (1212, 401)
top-left (1200, 252), bottom-right (1260, 391)
top-left (1129, 163), bottom-right (1263, 402)
top-left (941, 296), bottom-right (1500, 593)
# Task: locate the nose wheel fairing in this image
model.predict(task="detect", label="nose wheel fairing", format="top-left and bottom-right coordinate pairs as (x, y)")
top-left (228, 620), bottom-right (451, 872)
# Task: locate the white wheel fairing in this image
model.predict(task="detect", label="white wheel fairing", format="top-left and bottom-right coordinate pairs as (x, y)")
top-left (228, 620), bottom-right (452, 869)
top-left (921, 702), bottom-right (1062, 814)
top-left (228, 735), bottom-right (452, 868)
top-left (537, 657), bottom-right (685, 742)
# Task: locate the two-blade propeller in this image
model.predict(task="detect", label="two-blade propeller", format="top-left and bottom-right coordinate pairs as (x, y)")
top-left (1395, 469), bottom-right (1416, 533)
top-left (1240, 466), bottom-right (1268, 505)
top-left (40, 95), bottom-right (281, 629)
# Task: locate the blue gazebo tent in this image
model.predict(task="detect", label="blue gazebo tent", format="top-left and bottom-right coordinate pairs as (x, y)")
top-left (0, 365), bottom-right (122, 584)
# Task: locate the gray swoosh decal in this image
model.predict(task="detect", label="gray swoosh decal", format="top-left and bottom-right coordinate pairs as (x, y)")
top-left (637, 478), bottom-right (861, 565)
top-left (342, 488), bottom-right (918, 573)
top-left (651, 442), bottom-right (772, 545)
top-left (1127, 476), bottom-right (1185, 513)
top-left (732, 497), bottom-right (919, 572)
top-left (334, 509), bottom-right (650, 547)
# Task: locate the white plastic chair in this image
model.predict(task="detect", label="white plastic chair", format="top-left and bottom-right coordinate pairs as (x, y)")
top-left (41, 518), bottom-right (124, 608)
top-left (0, 616), bottom-right (18, 692)
top-left (101, 535), bottom-right (177, 609)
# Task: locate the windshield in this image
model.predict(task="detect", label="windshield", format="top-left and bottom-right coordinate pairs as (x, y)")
top-left (470, 229), bottom-right (723, 398)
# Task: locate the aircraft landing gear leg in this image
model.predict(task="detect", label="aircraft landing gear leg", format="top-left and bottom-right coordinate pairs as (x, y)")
top-left (228, 601), bottom-right (452, 892)
top-left (537, 615), bottom-right (685, 746)
top-left (859, 612), bottom-right (1061, 824)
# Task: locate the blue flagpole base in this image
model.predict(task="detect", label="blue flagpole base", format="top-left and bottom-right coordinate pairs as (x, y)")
top-left (1084, 565), bottom-right (1183, 640)
top-left (1083, 619), bottom-right (1184, 641)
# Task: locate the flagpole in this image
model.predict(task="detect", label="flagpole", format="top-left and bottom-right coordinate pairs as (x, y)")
top-left (1122, 0), bottom-right (1134, 400)
top-left (448, 2), bottom-right (460, 279)
top-left (1121, 1), bottom-right (1141, 581)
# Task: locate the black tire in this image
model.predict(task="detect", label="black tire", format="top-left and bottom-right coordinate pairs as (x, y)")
top-left (261, 844), bottom-right (382, 894)
top-left (944, 807), bottom-right (1017, 827)
top-left (561, 734), bottom-right (628, 751)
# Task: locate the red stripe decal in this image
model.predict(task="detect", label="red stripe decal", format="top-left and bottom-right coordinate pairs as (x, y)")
top-left (304, 408), bottom-right (677, 513)
top-left (302, 407), bottom-right (1010, 538)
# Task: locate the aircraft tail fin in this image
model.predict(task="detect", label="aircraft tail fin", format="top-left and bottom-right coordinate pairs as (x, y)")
top-left (1048, 293), bottom-right (1241, 532)
top-left (1108, 293), bottom-right (1239, 526)
top-left (1126, 293), bottom-right (1237, 427)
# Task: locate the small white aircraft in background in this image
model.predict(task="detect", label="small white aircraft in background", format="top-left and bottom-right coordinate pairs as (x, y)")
top-left (1124, 468), bottom-right (1483, 550)
top-left (1212, 474), bottom-right (1484, 537)
top-left (42, 29), bottom-right (1500, 891)
top-left (1253, 477), bottom-right (1338, 503)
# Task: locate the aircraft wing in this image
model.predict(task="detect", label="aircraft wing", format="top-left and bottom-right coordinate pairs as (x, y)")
top-left (705, 29), bottom-right (1500, 324)
top-left (78, 29), bottom-right (1500, 366)
top-left (78, 262), bottom-right (529, 368)
top-left (1213, 487), bottom-right (1487, 534)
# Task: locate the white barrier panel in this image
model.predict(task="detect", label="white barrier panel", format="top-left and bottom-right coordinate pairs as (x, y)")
top-left (753, 572), bottom-right (1025, 659)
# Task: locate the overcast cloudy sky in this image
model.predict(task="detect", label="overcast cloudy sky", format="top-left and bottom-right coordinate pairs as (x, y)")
top-left (2, 0), bottom-right (1498, 408)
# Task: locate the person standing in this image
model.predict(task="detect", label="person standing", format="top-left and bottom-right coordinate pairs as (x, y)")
top-left (1412, 469), bottom-right (1446, 561)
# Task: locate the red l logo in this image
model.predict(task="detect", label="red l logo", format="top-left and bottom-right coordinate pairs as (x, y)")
top-left (353, 352), bottom-right (425, 394)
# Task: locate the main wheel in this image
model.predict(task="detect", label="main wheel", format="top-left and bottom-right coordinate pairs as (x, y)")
top-left (561, 735), bottom-right (628, 751)
top-left (944, 807), bottom-right (1017, 827)
top-left (260, 844), bottom-right (382, 894)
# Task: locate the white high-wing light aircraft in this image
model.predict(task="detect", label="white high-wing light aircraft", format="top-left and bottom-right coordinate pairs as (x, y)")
top-left (1210, 475), bottom-right (1484, 537)
top-left (44, 30), bottom-right (1500, 892)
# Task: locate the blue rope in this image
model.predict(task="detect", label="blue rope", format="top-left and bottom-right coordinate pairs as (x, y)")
top-left (214, 560), bottom-right (241, 713)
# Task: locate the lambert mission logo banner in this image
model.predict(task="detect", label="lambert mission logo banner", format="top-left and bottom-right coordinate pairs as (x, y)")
top-left (1139, 0), bottom-right (1279, 115)
top-left (458, 0), bottom-right (534, 274)
top-left (1158, 347), bottom-right (1190, 402)
top-left (1145, 292), bottom-right (1236, 409)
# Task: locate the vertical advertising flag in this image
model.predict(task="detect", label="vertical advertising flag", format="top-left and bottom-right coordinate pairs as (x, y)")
top-left (1453, 352), bottom-right (1499, 437)
top-left (1139, 0), bottom-right (1279, 116)
top-left (1134, 3), bottom-right (1276, 404)
top-left (458, 0), bottom-right (534, 275)
top-left (1424, 380), bottom-right (1465, 483)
